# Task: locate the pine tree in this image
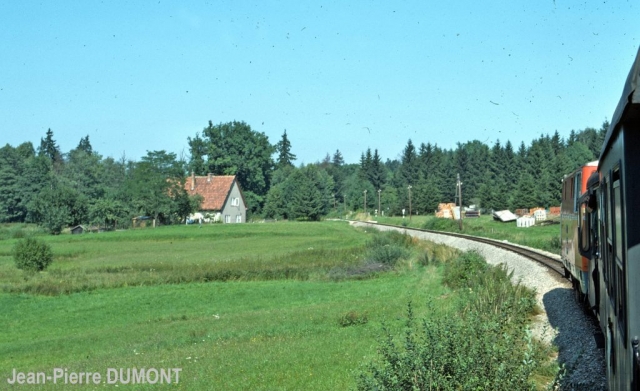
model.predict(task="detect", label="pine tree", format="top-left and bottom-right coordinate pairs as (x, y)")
top-left (503, 141), bottom-right (517, 194)
top-left (37, 128), bottom-right (62, 165)
top-left (276, 129), bottom-right (296, 168)
top-left (399, 140), bottom-right (418, 186)
top-left (263, 184), bottom-right (288, 219)
top-left (512, 172), bottom-right (538, 209)
top-left (287, 168), bottom-right (323, 221)
top-left (359, 149), bottom-right (373, 181)
top-left (550, 130), bottom-right (564, 155)
top-left (413, 175), bottom-right (442, 214)
top-left (77, 135), bottom-right (93, 154)
top-left (369, 149), bottom-right (385, 190)
top-left (332, 150), bottom-right (344, 166)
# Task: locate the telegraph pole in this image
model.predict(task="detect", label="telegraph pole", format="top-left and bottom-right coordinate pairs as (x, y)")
top-left (456, 173), bottom-right (463, 230)
top-left (378, 189), bottom-right (382, 218)
top-left (343, 194), bottom-right (347, 218)
top-left (408, 185), bottom-right (413, 221)
top-left (363, 190), bottom-right (367, 215)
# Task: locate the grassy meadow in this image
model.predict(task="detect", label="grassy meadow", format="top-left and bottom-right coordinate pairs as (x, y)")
top-left (0, 222), bottom-right (461, 390)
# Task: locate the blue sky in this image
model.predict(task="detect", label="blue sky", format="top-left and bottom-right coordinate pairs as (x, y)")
top-left (1, 1), bottom-right (639, 164)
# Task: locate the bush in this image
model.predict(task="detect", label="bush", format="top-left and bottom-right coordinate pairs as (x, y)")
top-left (442, 250), bottom-right (487, 289)
top-left (422, 217), bottom-right (460, 231)
top-left (338, 311), bottom-right (368, 327)
top-left (357, 303), bottom-right (537, 391)
top-left (365, 231), bottom-right (413, 266)
top-left (13, 238), bottom-right (53, 272)
top-left (367, 244), bottom-right (410, 266)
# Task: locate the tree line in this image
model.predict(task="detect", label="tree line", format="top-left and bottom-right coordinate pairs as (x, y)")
top-left (0, 120), bottom-right (607, 232)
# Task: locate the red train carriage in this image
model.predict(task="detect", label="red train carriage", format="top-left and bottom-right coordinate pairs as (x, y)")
top-left (561, 161), bottom-right (598, 298)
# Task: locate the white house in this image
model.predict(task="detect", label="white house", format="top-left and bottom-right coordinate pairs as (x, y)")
top-left (184, 173), bottom-right (247, 223)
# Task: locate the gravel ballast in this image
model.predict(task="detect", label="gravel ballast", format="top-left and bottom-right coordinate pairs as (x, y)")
top-left (351, 221), bottom-right (606, 391)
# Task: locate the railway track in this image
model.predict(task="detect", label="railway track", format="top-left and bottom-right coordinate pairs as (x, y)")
top-left (353, 220), bottom-right (565, 276)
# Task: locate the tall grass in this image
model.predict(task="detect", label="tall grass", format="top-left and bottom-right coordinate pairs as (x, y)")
top-left (0, 223), bottom-right (47, 240)
top-left (1, 246), bottom-right (372, 295)
top-left (0, 222), bottom-right (372, 295)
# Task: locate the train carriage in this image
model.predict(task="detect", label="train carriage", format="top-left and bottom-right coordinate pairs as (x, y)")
top-left (561, 161), bottom-right (598, 298)
top-left (580, 45), bottom-right (640, 391)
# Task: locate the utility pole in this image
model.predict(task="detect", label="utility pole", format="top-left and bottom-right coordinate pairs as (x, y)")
top-left (378, 189), bottom-right (382, 218)
top-left (408, 185), bottom-right (412, 221)
top-left (456, 173), bottom-right (463, 230)
top-left (363, 190), bottom-right (367, 215)
top-left (343, 194), bottom-right (347, 218)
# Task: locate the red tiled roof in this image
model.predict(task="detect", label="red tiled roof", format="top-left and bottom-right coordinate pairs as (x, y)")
top-left (184, 174), bottom-right (236, 211)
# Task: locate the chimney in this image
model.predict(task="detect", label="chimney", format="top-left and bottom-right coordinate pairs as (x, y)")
top-left (207, 173), bottom-right (212, 183)
top-left (191, 171), bottom-right (195, 191)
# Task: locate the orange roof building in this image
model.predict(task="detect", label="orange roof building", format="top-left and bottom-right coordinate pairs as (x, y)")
top-left (184, 173), bottom-right (247, 223)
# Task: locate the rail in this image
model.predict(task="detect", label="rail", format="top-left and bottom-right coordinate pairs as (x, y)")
top-left (351, 220), bottom-right (565, 276)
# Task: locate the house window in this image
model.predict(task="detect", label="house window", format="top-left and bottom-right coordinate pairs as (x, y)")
top-left (236, 215), bottom-right (242, 223)
top-left (225, 215), bottom-right (231, 223)
top-left (231, 197), bottom-right (240, 206)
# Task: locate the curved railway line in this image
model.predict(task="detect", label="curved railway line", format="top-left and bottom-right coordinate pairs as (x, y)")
top-left (354, 220), bottom-right (565, 276)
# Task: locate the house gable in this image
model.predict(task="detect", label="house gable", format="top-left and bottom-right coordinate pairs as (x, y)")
top-left (184, 174), bottom-right (247, 223)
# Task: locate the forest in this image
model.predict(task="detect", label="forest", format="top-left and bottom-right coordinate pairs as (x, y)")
top-left (0, 120), bottom-right (607, 233)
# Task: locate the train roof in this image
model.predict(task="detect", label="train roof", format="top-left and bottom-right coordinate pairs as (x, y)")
top-left (602, 45), bottom-right (640, 158)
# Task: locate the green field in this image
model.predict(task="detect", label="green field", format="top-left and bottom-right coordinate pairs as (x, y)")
top-left (375, 214), bottom-right (561, 254)
top-left (0, 222), bottom-right (458, 390)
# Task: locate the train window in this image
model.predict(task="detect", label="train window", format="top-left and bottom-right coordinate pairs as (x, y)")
top-left (579, 202), bottom-right (590, 254)
top-left (600, 178), bottom-right (609, 285)
top-left (574, 172), bottom-right (582, 213)
top-left (612, 168), bottom-right (626, 342)
top-left (613, 181), bottom-right (623, 264)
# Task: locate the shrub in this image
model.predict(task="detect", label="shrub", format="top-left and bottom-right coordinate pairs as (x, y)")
top-left (442, 250), bottom-right (487, 289)
top-left (338, 311), bottom-right (368, 327)
top-left (13, 238), bottom-right (53, 272)
top-left (357, 303), bottom-right (537, 391)
top-left (422, 217), bottom-right (459, 231)
top-left (364, 231), bottom-right (413, 266)
top-left (367, 244), bottom-right (410, 266)
top-left (368, 230), bottom-right (413, 248)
